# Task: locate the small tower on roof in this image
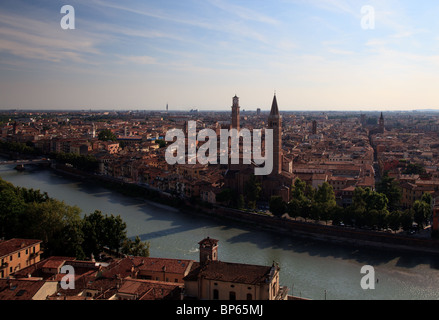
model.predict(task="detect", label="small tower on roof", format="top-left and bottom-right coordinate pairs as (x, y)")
top-left (198, 237), bottom-right (219, 264)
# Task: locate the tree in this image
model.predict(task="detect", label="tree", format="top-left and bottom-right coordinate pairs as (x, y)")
top-left (82, 210), bottom-right (128, 257)
top-left (269, 196), bottom-right (287, 217)
top-left (376, 172), bottom-right (402, 211)
top-left (387, 210), bottom-right (401, 233)
top-left (103, 214), bottom-right (127, 254)
top-left (82, 210), bottom-right (106, 258)
top-left (289, 178), bottom-right (315, 222)
top-left (155, 139), bottom-right (166, 148)
top-left (122, 236), bottom-right (150, 257)
top-left (243, 174), bottom-right (261, 210)
top-left (291, 178), bottom-right (306, 200)
top-left (287, 199), bottom-right (301, 220)
top-left (314, 182), bottom-right (337, 224)
top-left (216, 188), bottom-right (233, 206)
top-left (351, 187), bottom-right (389, 228)
top-left (400, 209), bottom-right (414, 231)
top-left (24, 199), bottom-right (84, 257)
top-left (98, 129), bottom-right (118, 142)
top-left (0, 188), bottom-right (26, 238)
top-left (413, 200), bottom-right (431, 229)
top-left (403, 163), bottom-right (426, 175)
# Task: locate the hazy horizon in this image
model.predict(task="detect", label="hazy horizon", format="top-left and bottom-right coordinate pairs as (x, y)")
top-left (1, 1), bottom-right (439, 111)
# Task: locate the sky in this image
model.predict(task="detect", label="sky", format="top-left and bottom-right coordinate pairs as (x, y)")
top-left (1, 0), bottom-right (439, 111)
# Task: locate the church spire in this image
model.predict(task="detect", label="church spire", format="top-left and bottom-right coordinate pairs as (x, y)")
top-left (270, 94), bottom-right (280, 117)
top-left (268, 93), bottom-right (282, 175)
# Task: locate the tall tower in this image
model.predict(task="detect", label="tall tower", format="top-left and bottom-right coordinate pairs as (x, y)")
top-left (312, 120), bottom-right (317, 135)
top-left (379, 112), bottom-right (385, 134)
top-left (198, 237), bottom-right (218, 264)
top-left (268, 94), bottom-right (282, 175)
top-left (231, 95), bottom-right (240, 131)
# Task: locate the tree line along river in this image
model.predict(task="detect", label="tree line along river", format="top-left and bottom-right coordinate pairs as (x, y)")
top-left (1, 163), bottom-right (439, 300)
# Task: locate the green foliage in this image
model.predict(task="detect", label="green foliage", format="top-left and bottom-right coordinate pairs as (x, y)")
top-left (98, 129), bottom-right (118, 142)
top-left (82, 210), bottom-right (127, 258)
top-left (243, 174), bottom-right (261, 210)
top-left (216, 188), bottom-right (233, 205)
top-left (121, 236), bottom-right (150, 257)
top-left (52, 152), bottom-right (98, 172)
top-left (269, 196), bottom-right (287, 217)
top-left (155, 139), bottom-right (166, 148)
top-left (413, 199), bottom-right (431, 229)
top-left (0, 140), bottom-right (38, 155)
top-left (376, 172), bottom-right (402, 211)
top-left (403, 163), bottom-right (426, 175)
top-left (0, 176), bottom-right (149, 261)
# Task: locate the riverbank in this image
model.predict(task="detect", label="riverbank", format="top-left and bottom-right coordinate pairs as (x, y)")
top-left (48, 163), bottom-right (439, 257)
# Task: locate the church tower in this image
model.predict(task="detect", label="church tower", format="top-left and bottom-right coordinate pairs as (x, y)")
top-left (231, 95), bottom-right (240, 131)
top-left (268, 94), bottom-right (282, 175)
top-left (199, 237), bottom-right (219, 264)
top-left (379, 112), bottom-right (385, 134)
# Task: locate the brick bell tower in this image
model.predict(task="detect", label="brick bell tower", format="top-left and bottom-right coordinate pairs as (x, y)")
top-left (231, 95), bottom-right (240, 131)
top-left (199, 237), bottom-right (219, 264)
top-left (268, 93), bottom-right (282, 175)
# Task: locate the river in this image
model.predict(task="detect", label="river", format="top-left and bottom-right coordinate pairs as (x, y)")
top-left (1, 164), bottom-right (439, 300)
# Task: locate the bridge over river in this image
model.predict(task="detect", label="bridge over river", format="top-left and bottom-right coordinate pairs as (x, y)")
top-left (0, 159), bottom-right (51, 166)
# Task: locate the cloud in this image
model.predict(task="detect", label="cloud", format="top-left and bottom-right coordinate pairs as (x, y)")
top-left (119, 55), bottom-right (157, 65)
top-left (207, 0), bottom-right (280, 25)
top-left (0, 11), bottom-right (101, 65)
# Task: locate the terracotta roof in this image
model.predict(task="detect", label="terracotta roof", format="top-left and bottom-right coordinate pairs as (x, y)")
top-left (131, 257), bottom-right (193, 274)
top-left (117, 279), bottom-right (182, 300)
top-left (184, 260), bottom-right (276, 285)
top-left (0, 239), bottom-right (42, 258)
top-left (0, 279), bottom-right (47, 300)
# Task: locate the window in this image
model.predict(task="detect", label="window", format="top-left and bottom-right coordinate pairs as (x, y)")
top-left (213, 289), bottom-right (219, 300)
top-left (247, 293), bottom-right (253, 300)
top-left (229, 292), bottom-right (236, 300)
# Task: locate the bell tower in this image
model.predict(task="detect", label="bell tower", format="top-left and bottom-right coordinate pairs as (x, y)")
top-left (199, 237), bottom-right (219, 264)
top-left (231, 95), bottom-right (240, 131)
top-left (268, 94), bottom-right (282, 175)
top-left (379, 112), bottom-right (385, 134)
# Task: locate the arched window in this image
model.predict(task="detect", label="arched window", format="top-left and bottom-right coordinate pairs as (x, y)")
top-left (247, 293), bottom-right (252, 300)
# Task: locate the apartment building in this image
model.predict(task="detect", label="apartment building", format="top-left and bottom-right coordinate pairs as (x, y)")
top-left (0, 239), bottom-right (42, 278)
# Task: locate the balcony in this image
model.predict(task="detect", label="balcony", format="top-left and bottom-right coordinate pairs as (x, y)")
top-left (29, 250), bottom-right (42, 260)
top-left (0, 262), bottom-right (8, 269)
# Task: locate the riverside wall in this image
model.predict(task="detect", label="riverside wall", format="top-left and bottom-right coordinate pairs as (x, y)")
top-left (200, 206), bottom-right (439, 256)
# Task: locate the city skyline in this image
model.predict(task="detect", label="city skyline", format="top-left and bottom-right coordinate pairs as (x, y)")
top-left (1, 1), bottom-right (439, 111)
